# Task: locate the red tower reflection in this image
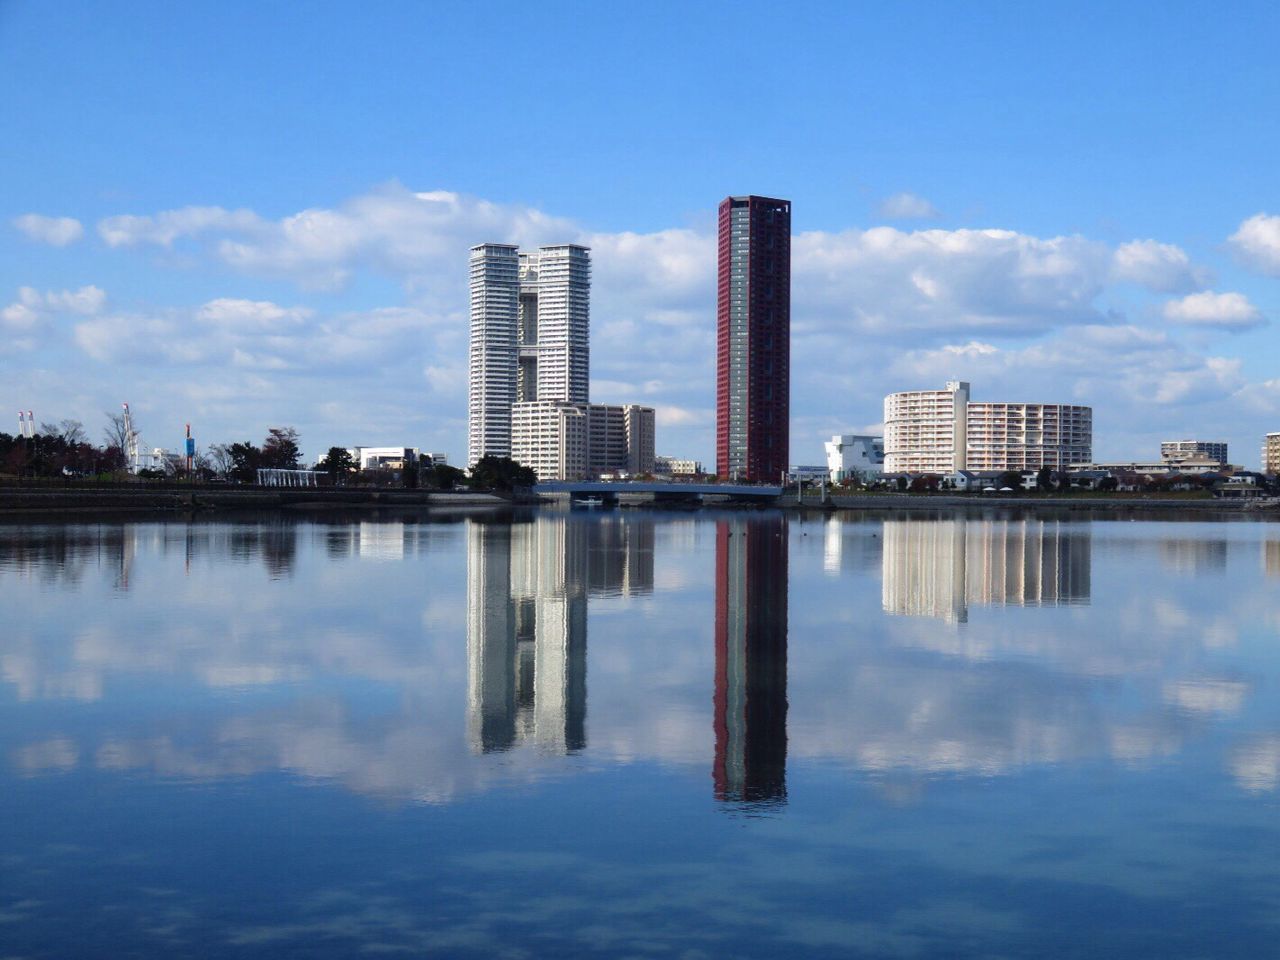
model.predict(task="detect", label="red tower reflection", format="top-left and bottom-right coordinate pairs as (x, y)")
top-left (713, 516), bottom-right (789, 806)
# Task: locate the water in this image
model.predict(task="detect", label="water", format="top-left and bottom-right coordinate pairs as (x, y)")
top-left (2, 508), bottom-right (1279, 958)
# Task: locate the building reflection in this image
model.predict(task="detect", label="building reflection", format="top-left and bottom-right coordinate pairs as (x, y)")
top-left (882, 518), bottom-right (1091, 623)
top-left (713, 516), bottom-right (789, 807)
top-left (1264, 541), bottom-right (1280, 579)
top-left (1159, 538), bottom-right (1228, 575)
top-left (466, 514), bottom-right (654, 755)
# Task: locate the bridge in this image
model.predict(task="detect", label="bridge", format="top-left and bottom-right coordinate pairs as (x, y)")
top-left (532, 480), bottom-right (783, 505)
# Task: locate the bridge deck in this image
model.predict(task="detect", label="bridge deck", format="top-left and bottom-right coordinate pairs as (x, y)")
top-left (533, 481), bottom-right (782, 498)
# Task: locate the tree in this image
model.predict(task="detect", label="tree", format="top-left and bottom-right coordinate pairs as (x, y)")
top-left (469, 455), bottom-right (536, 491)
top-left (261, 427), bottom-right (301, 469)
top-left (40, 419), bottom-right (88, 446)
top-left (996, 470), bottom-right (1022, 491)
top-left (1036, 466), bottom-right (1055, 492)
top-left (228, 442), bottom-right (262, 483)
top-left (207, 443), bottom-right (234, 477)
top-left (318, 446), bottom-right (356, 484)
top-left (103, 412), bottom-right (130, 453)
top-left (99, 444), bottom-right (128, 473)
top-left (424, 463), bottom-right (467, 490)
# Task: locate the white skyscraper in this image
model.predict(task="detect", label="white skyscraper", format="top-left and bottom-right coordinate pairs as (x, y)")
top-left (468, 242), bottom-right (591, 468)
top-left (468, 244), bottom-right (521, 467)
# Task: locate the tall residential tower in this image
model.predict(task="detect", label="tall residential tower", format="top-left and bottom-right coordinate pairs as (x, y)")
top-left (468, 243), bottom-right (591, 467)
top-left (716, 195), bottom-right (791, 483)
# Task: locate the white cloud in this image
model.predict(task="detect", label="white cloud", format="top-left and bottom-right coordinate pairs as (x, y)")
top-left (891, 324), bottom-right (1244, 412)
top-left (1111, 239), bottom-right (1209, 293)
top-left (1228, 212), bottom-right (1280, 276)
top-left (13, 213), bottom-right (84, 247)
top-left (211, 184), bottom-right (578, 291)
top-left (877, 192), bottom-right (940, 220)
top-left (2, 285), bottom-right (105, 335)
top-left (97, 206), bottom-right (263, 248)
top-left (655, 405), bottom-right (711, 427)
top-left (794, 227), bottom-right (1112, 338)
top-left (1162, 291), bottom-right (1265, 331)
top-left (197, 298), bottom-right (312, 330)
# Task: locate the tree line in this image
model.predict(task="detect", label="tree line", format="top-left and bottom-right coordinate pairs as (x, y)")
top-left (1, 413), bottom-right (538, 491)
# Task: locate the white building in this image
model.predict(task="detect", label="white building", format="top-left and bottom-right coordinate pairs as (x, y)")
top-left (1162, 440), bottom-right (1227, 467)
top-left (347, 446), bottom-right (418, 470)
top-left (511, 402), bottom-right (655, 481)
top-left (884, 380), bottom-right (1092, 473)
top-left (655, 457), bottom-right (703, 477)
top-left (824, 434), bottom-right (884, 483)
top-left (468, 243), bottom-right (591, 467)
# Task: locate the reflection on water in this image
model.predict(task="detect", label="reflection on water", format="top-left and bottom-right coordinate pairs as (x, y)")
top-left (713, 516), bottom-right (788, 806)
top-left (882, 517), bottom-right (1091, 622)
top-left (467, 515), bottom-right (655, 753)
top-left (1159, 537), bottom-right (1228, 574)
top-left (5, 512), bottom-right (1280, 957)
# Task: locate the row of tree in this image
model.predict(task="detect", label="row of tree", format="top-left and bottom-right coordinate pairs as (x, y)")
top-left (1, 418), bottom-right (125, 478)
top-left (1, 413), bottom-right (538, 491)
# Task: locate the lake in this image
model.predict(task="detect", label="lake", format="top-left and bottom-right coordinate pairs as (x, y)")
top-left (2, 508), bottom-right (1279, 958)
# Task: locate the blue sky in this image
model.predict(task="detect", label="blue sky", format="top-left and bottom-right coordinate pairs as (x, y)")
top-left (3, 1), bottom-right (1280, 465)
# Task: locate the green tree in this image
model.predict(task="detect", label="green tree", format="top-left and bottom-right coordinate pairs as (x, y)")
top-left (228, 442), bottom-right (262, 483)
top-left (424, 463), bottom-right (467, 490)
top-left (469, 455), bottom-right (536, 491)
top-left (318, 446), bottom-right (356, 484)
top-left (1036, 466), bottom-right (1055, 492)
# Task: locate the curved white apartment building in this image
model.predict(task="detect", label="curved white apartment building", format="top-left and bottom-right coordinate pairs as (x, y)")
top-left (885, 380), bottom-right (1091, 473)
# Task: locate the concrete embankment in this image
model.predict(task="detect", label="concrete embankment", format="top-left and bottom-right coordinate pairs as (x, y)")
top-left (0, 486), bottom-right (507, 517)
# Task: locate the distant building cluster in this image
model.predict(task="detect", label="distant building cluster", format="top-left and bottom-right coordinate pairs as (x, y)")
top-left (467, 243), bottom-right (654, 480)
top-left (345, 447), bottom-right (448, 472)
top-left (1161, 440), bottom-right (1228, 468)
top-left (459, 197), bottom-right (1277, 488)
top-left (884, 380), bottom-right (1092, 474)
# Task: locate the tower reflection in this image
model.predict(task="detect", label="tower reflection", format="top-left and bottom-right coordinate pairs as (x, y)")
top-left (713, 515), bottom-right (789, 807)
top-left (882, 517), bottom-right (1091, 623)
top-left (466, 513), bottom-right (654, 754)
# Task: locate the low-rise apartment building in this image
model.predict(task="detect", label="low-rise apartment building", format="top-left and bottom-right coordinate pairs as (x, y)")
top-left (511, 401), bottom-right (655, 481)
top-left (884, 380), bottom-right (1092, 473)
top-left (1265, 433), bottom-right (1280, 475)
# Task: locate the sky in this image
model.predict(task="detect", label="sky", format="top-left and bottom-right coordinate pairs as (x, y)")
top-left (3, 0), bottom-right (1280, 467)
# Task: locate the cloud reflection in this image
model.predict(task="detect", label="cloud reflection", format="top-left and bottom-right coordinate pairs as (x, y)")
top-left (0, 512), bottom-right (1276, 804)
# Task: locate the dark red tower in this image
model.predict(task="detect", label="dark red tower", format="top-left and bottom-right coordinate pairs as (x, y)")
top-left (716, 195), bottom-right (791, 483)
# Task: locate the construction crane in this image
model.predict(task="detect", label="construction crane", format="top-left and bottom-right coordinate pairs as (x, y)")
top-left (121, 402), bottom-right (141, 472)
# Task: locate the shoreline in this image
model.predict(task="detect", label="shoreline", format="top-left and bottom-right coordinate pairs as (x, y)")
top-left (1, 484), bottom-right (1277, 521)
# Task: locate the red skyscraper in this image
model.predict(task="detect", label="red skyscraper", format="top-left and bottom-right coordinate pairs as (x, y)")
top-left (716, 195), bottom-right (791, 483)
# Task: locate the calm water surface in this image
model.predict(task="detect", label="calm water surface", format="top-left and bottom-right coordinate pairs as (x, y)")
top-left (2, 508), bottom-right (1280, 958)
